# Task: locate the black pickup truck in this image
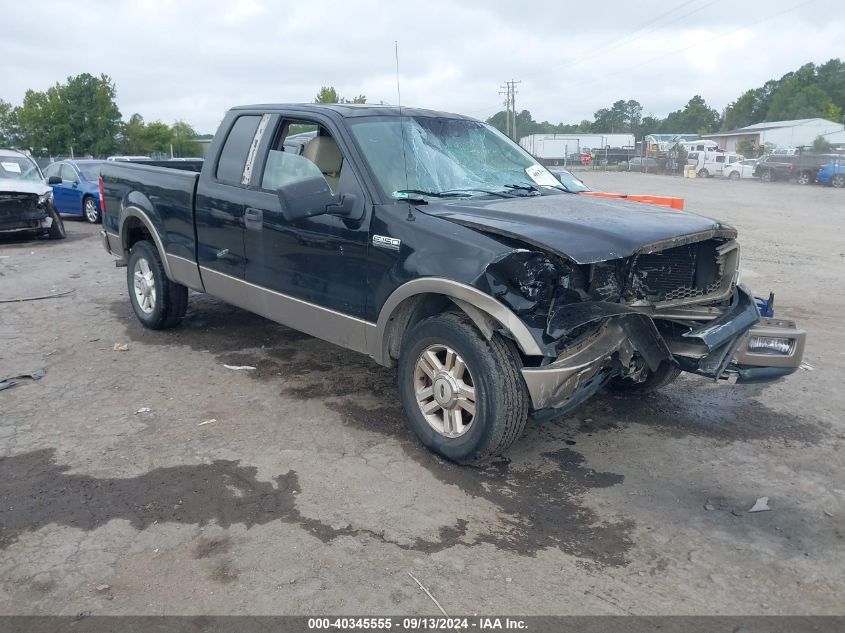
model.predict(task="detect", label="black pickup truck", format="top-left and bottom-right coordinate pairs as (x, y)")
top-left (754, 152), bottom-right (840, 184)
top-left (100, 104), bottom-right (806, 464)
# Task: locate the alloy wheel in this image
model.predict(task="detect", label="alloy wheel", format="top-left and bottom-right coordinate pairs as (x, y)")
top-left (132, 256), bottom-right (157, 314)
top-left (413, 343), bottom-right (476, 438)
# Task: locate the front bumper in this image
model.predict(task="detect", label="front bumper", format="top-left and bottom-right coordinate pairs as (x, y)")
top-left (520, 286), bottom-right (806, 411)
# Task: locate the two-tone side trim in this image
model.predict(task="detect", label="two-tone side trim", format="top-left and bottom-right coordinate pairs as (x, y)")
top-left (120, 207), bottom-right (173, 279)
top-left (166, 254), bottom-right (204, 291)
top-left (373, 278), bottom-right (545, 363)
top-left (200, 266), bottom-right (375, 355)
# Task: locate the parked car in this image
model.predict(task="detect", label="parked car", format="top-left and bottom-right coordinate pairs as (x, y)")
top-left (723, 159), bottom-right (759, 180)
top-left (546, 167), bottom-right (590, 192)
top-left (816, 160), bottom-right (844, 188)
top-left (627, 156), bottom-right (660, 171)
top-left (687, 151), bottom-right (742, 178)
top-left (754, 153), bottom-right (839, 184)
top-left (43, 159), bottom-right (105, 223)
top-left (100, 104), bottom-right (805, 464)
top-left (0, 149), bottom-right (66, 239)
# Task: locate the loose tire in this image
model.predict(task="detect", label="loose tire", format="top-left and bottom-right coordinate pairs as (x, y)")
top-left (126, 240), bottom-right (188, 330)
top-left (83, 196), bottom-right (101, 223)
top-left (398, 312), bottom-right (530, 464)
top-left (760, 169), bottom-right (773, 183)
top-left (832, 174), bottom-right (845, 188)
top-left (728, 171), bottom-right (740, 181)
top-left (698, 169), bottom-right (709, 178)
top-left (46, 203), bottom-right (66, 240)
top-left (610, 361), bottom-right (681, 394)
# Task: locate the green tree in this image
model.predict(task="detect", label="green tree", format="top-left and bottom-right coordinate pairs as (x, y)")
top-left (15, 73), bottom-right (121, 156)
top-left (661, 95), bottom-right (720, 134)
top-left (170, 120), bottom-right (201, 157)
top-left (812, 135), bottom-right (832, 153)
top-left (142, 121), bottom-right (173, 153)
top-left (0, 99), bottom-right (19, 146)
top-left (722, 89), bottom-right (761, 130)
top-left (119, 113), bottom-right (147, 154)
top-left (314, 86), bottom-right (366, 104)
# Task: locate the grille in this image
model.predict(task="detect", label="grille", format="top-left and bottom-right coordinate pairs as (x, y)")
top-left (0, 193), bottom-right (38, 217)
top-left (632, 241), bottom-right (726, 304)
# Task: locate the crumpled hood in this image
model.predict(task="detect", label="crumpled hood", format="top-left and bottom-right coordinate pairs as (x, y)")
top-left (0, 178), bottom-right (51, 197)
top-left (420, 193), bottom-right (736, 264)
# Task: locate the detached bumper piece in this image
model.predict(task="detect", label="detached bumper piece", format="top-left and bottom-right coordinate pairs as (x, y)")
top-left (728, 317), bottom-right (806, 383)
top-left (521, 285), bottom-right (806, 412)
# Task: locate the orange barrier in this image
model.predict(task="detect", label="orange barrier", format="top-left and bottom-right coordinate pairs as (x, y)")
top-left (581, 191), bottom-right (684, 210)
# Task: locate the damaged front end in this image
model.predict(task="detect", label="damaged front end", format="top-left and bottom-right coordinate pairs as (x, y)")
top-left (0, 191), bottom-right (53, 234)
top-left (476, 238), bottom-right (806, 415)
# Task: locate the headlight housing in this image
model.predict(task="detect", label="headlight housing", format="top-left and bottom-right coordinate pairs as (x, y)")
top-left (38, 190), bottom-right (53, 206)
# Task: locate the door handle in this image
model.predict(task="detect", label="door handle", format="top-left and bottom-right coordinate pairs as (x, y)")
top-left (244, 207), bottom-right (263, 231)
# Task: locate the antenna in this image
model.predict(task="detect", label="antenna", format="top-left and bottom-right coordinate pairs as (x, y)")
top-left (396, 40), bottom-right (414, 221)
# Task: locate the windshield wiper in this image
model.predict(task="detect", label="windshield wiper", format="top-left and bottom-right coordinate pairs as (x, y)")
top-left (439, 188), bottom-right (519, 198)
top-left (392, 189), bottom-right (467, 201)
top-left (503, 183), bottom-right (544, 196)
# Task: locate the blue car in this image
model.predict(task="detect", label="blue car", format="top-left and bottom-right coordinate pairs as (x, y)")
top-left (817, 160), bottom-right (844, 188)
top-left (43, 160), bottom-right (105, 223)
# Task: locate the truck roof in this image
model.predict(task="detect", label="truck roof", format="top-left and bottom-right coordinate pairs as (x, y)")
top-left (230, 103), bottom-right (475, 120)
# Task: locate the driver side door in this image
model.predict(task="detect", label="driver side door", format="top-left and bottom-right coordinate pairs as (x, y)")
top-left (241, 113), bottom-right (372, 352)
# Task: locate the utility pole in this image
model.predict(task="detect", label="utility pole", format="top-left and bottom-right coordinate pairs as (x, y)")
top-left (500, 80), bottom-right (521, 140)
top-left (499, 83), bottom-right (511, 137)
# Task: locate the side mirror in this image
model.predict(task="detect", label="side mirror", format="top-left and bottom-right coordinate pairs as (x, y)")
top-left (47, 176), bottom-right (62, 185)
top-left (276, 176), bottom-right (356, 222)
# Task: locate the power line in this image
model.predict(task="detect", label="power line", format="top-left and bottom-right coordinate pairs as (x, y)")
top-left (563, 0), bottom-right (820, 95)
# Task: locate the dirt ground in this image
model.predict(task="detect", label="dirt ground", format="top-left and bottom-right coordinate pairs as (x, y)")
top-left (1, 173), bottom-right (843, 615)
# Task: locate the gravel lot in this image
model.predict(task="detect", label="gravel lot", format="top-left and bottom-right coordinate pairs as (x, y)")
top-left (1, 173), bottom-right (843, 615)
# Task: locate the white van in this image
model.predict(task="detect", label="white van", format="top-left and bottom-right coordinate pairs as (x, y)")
top-left (687, 151), bottom-right (742, 178)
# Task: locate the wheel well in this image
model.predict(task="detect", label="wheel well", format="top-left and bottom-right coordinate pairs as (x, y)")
top-left (122, 216), bottom-right (154, 254)
top-left (381, 292), bottom-right (519, 366)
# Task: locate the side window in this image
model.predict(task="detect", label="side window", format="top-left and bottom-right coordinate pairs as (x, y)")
top-left (44, 163), bottom-right (60, 179)
top-left (60, 164), bottom-right (77, 181)
top-left (261, 121), bottom-right (346, 193)
top-left (216, 115), bottom-right (262, 186)
top-left (715, 155), bottom-right (725, 163)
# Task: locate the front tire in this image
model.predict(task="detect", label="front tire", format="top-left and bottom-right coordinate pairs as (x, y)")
top-left (832, 174), bottom-right (845, 188)
top-left (83, 196), bottom-right (101, 223)
top-left (698, 169), bottom-right (709, 178)
top-left (46, 204), bottom-right (66, 240)
top-left (760, 169), bottom-right (773, 183)
top-left (728, 171), bottom-right (740, 181)
top-left (126, 240), bottom-right (188, 329)
top-left (398, 312), bottom-right (529, 465)
top-left (796, 171), bottom-right (811, 185)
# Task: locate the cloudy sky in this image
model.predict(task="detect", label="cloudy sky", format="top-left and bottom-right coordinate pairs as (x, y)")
top-left (3, 0), bottom-right (842, 133)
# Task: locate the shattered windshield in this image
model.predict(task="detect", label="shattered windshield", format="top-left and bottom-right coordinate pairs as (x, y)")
top-left (0, 155), bottom-right (43, 182)
top-left (348, 115), bottom-right (561, 199)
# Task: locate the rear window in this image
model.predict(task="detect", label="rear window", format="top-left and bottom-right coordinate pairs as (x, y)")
top-left (216, 115), bottom-right (262, 185)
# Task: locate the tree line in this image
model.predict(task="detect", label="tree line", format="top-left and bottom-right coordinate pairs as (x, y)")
top-left (488, 58), bottom-right (845, 140)
top-left (0, 73), bottom-right (202, 157)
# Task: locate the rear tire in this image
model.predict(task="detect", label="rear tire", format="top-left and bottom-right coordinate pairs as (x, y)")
top-left (46, 204), bottom-right (66, 240)
top-left (610, 361), bottom-right (681, 394)
top-left (126, 240), bottom-right (188, 330)
top-left (82, 196), bottom-right (101, 223)
top-left (397, 312), bottom-right (530, 465)
top-left (729, 171), bottom-right (740, 181)
top-left (832, 174), bottom-right (845, 188)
